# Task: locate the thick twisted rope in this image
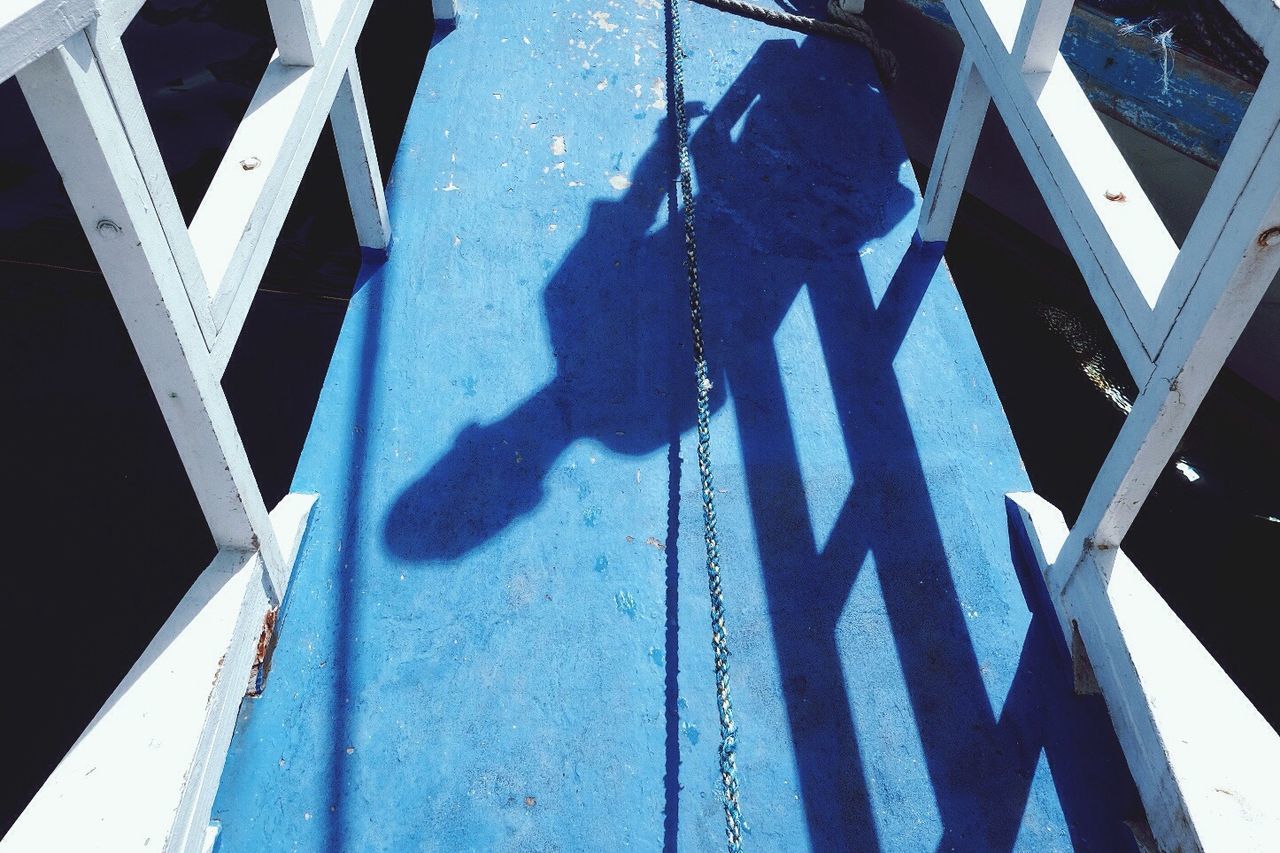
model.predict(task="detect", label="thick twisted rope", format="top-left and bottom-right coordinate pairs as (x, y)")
top-left (665, 0), bottom-right (743, 848)
top-left (690, 0), bottom-right (898, 82)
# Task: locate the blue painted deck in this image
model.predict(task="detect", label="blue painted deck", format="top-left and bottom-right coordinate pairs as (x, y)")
top-left (212, 2), bottom-right (1142, 849)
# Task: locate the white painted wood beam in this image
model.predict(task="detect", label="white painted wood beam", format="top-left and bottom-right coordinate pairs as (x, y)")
top-left (1010, 0), bottom-right (1072, 74)
top-left (189, 0), bottom-right (376, 374)
top-left (1032, 57), bottom-right (1178, 315)
top-left (1, 495), bottom-right (316, 853)
top-left (16, 33), bottom-right (286, 594)
top-left (98, 0), bottom-right (147, 39)
top-left (331, 59), bottom-right (391, 251)
top-left (918, 53), bottom-right (989, 243)
top-left (1048, 76), bottom-right (1280, 596)
top-left (265, 0), bottom-right (323, 67)
top-left (1009, 493), bottom-right (1280, 853)
top-left (87, 23), bottom-right (219, 345)
top-left (0, 0), bottom-right (96, 84)
top-left (432, 0), bottom-right (459, 23)
top-left (944, 0), bottom-right (1174, 379)
top-left (193, 58), bottom-right (318, 317)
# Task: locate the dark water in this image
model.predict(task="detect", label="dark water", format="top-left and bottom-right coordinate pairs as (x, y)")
top-left (1, 0), bottom-right (1276, 834)
top-left (941, 193), bottom-right (1280, 731)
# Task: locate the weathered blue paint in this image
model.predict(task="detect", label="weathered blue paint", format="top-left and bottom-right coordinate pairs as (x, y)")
top-left (904, 0), bottom-right (1253, 166)
top-left (211, 1), bottom-right (1142, 849)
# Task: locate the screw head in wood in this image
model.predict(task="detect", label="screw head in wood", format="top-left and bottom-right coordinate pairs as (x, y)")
top-left (95, 218), bottom-right (122, 237)
top-left (1258, 226), bottom-right (1280, 248)
top-left (1104, 189), bottom-right (1126, 202)
top-left (240, 156), bottom-right (262, 171)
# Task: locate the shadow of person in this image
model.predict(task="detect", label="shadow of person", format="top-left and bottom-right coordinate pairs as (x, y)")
top-left (385, 35), bottom-right (913, 563)
top-left (382, 31), bottom-right (1140, 851)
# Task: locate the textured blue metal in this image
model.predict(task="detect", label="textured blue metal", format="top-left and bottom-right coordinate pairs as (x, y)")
top-left (211, 1), bottom-right (1142, 849)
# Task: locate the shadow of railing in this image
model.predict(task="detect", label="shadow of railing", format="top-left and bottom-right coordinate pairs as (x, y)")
top-left (376, 32), bottom-right (1140, 851)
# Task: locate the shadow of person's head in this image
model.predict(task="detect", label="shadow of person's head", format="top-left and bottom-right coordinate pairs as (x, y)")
top-left (384, 36), bottom-right (915, 563)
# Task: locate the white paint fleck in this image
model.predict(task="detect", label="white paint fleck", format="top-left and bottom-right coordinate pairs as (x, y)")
top-left (649, 78), bottom-right (667, 110)
top-left (609, 174), bottom-right (631, 190)
top-left (443, 182), bottom-right (460, 192)
top-left (590, 10), bottom-right (619, 31)
top-left (597, 79), bottom-right (609, 90)
top-left (551, 135), bottom-right (567, 156)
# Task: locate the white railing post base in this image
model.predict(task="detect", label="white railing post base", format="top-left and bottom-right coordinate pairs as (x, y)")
top-left (2, 495), bottom-right (317, 853)
top-left (1009, 492), bottom-right (1280, 853)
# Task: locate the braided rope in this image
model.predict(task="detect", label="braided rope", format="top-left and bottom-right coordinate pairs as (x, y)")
top-left (690, 0), bottom-right (898, 82)
top-left (665, 0), bottom-right (743, 849)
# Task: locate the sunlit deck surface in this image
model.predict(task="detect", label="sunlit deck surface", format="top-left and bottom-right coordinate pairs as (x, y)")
top-left (212, 1), bottom-right (1143, 848)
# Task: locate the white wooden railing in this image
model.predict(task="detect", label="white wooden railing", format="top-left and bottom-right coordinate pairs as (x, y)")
top-left (920, 0), bottom-right (1280, 849)
top-left (4, 0), bottom-right (1277, 848)
top-left (0, 1), bottom-right (449, 850)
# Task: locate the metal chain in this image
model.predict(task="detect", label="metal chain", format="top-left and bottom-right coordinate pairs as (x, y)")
top-left (665, 0), bottom-right (743, 849)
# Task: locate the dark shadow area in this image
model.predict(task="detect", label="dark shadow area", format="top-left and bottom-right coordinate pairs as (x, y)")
top-left (322, 252), bottom-right (387, 852)
top-left (383, 33), bottom-right (1142, 848)
top-left (0, 0), bottom-right (431, 831)
top-left (663, 434), bottom-right (683, 851)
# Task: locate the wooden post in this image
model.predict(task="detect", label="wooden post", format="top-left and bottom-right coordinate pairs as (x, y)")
top-left (88, 22), bottom-right (218, 345)
top-left (918, 52), bottom-right (988, 243)
top-left (265, 0), bottom-right (322, 67)
top-left (1011, 0), bottom-right (1073, 75)
top-left (1048, 116), bottom-right (1280, 596)
top-left (432, 0), bottom-right (459, 23)
top-left (331, 59), bottom-right (391, 251)
top-left (16, 32), bottom-right (287, 596)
